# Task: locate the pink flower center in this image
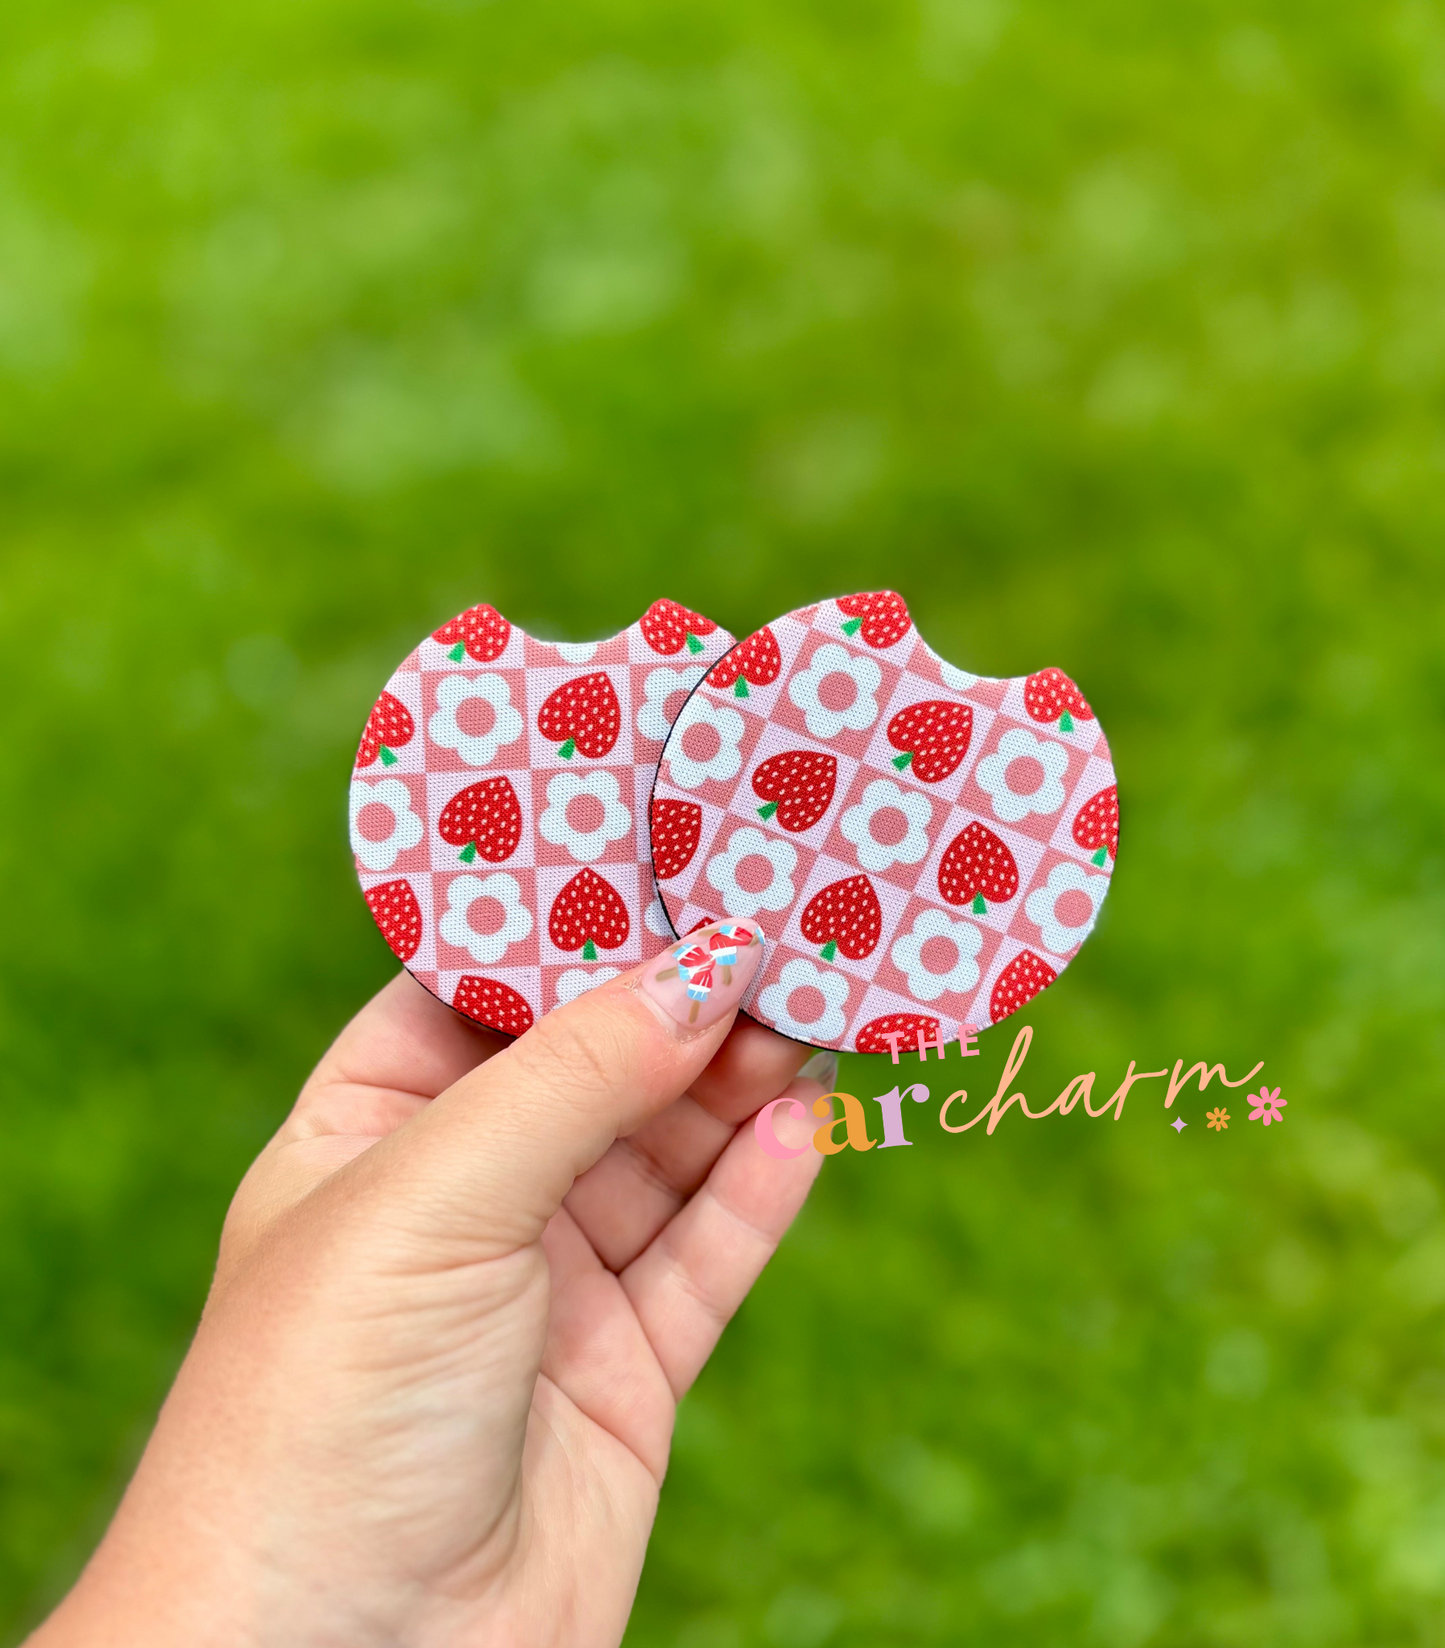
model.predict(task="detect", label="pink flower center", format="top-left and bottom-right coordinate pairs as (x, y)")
top-left (356, 802), bottom-right (396, 842)
top-left (456, 696), bottom-right (497, 738)
top-left (662, 689), bottom-right (690, 725)
top-left (818, 671), bottom-right (858, 713)
top-left (565, 794), bottom-right (606, 834)
top-left (735, 854), bottom-right (775, 894)
top-left (1004, 755), bottom-right (1045, 794)
top-left (466, 895), bottom-right (508, 936)
top-left (870, 806), bottom-right (910, 847)
top-left (919, 935), bottom-right (959, 974)
top-left (1054, 889), bottom-right (1093, 927)
top-left (681, 720), bottom-right (722, 763)
top-left (788, 985), bottom-right (827, 1023)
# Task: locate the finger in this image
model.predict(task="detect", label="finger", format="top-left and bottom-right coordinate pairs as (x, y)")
top-left (325, 919), bottom-right (768, 1260)
top-left (686, 1018), bottom-right (820, 1125)
top-left (621, 1078), bottom-right (823, 1399)
top-left (564, 1037), bottom-right (835, 1272)
top-left (537, 1206), bottom-right (676, 1481)
top-left (286, 970), bottom-right (508, 1141)
top-left (221, 974), bottom-right (509, 1266)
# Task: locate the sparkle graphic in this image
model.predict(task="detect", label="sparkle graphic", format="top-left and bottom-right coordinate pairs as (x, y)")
top-left (1171, 1117), bottom-right (1187, 1133)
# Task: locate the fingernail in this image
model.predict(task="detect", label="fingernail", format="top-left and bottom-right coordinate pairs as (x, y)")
top-left (797, 1050), bottom-right (839, 1088)
top-left (638, 918), bottom-right (766, 1035)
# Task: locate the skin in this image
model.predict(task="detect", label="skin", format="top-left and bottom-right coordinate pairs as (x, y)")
top-left (29, 965), bottom-right (825, 1648)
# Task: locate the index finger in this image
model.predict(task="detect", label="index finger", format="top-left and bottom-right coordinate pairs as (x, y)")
top-left (288, 970), bottom-right (508, 1139)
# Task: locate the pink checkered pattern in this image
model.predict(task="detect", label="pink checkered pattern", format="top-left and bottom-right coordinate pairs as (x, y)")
top-left (649, 593), bottom-right (1118, 1052)
top-left (350, 601), bottom-right (735, 1035)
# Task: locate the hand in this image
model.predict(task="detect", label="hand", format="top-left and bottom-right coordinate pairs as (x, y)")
top-left (31, 922), bottom-right (828, 1648)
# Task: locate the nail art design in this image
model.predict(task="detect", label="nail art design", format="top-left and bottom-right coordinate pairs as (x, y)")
top-left (643, 919), bottom-right (765, 1029)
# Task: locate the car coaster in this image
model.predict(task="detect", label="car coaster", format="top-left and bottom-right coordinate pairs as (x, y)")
top-left (648, 591), bottom-right (1118, 1052)
top-left (350, 599), bottom-right (735, 1035)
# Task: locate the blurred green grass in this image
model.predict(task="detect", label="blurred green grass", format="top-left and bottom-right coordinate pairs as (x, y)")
top-left (4, 0), bottom-right (1445, 1641)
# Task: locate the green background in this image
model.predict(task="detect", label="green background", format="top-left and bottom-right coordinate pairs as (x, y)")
top-left (3, 0), bottom-right (1445, 1641)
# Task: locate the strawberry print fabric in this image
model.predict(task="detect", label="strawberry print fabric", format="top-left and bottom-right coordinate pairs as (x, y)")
top-left (351, 599), bottom-right (735, 1036)
top-left (649, 591), bottom-right (1118, 1052)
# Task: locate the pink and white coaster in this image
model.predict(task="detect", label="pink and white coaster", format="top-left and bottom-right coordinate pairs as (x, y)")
top-left (648, 591), bottom-right (1118, 1052)
top-left (349, 599), bottom-right (735, 1036)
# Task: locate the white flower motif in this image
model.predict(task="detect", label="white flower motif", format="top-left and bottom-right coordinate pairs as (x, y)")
top-left (428, 673), bottom-right (523, 768)
top-left (758, 958), bottom-right (850, 1044)
top-left (537, 770), bottom-right (632, 863)
top-left (666, 695), bottom-right (746, 789)
top-left (555, 641), bottom-right (599, 664)
top-left (643, 894), bottom-right (674, 937)
top-left (939, 661), bottom-right (978, 691)
top-left (788, 642), bottom-right (882, 741)
top-left (437, 871), bottom-right (533, 964)
top-left (891, 909), bottom-right (983, 1003)
top-left (555, 966), bottom-right (621, 1005)
top-left (973, 727), bottom-right (1069, 824)
top-left (839, 778), bottom-right (933, 872)
top-left (705, 825), bottom-right (797, 916)
top-left (1024, 860), bottom-right (1109, 956)
top-left (637, 664), bottom-right (704, 743)
top-left (349, 777), bottom-right (424, 872)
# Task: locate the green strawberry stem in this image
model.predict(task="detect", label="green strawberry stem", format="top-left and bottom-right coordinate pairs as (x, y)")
top-left (459, 842), bottom-right (477, 863)
top-left (379, 746), bottom-right (397, 766)
top-left (971, 894), bottom-right (987, 914)
top-left (733, 679), bottom-right (749, 698)
top-left (1059, 711), bottom-right (1074, 732)
top-left (820, 940), bottom-right (838, 962)
top-left (557, 738), bottom-right (576, 760)
top-left (840, 617), bottom-right (863, 637)
top-left (1091, 846), bottom-right (1109, 866)
top-left (582, 939), bottom-right (599, 961)
top-left (891, 750), bottom-right (913, 770)
top-left (685, 632), bottom-right (704, 654)
top-left (757, 801), bottom-right (778, 821)
top-left (447, 642), bottom-right (466, 663)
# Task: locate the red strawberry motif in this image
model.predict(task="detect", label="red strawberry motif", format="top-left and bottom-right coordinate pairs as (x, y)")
top-left (989, 950), bottom-right (1057, 1024)
top-left (438, 777), bottom-right (523, 864)
top-left (549, 867), bottom-right (630, 961)
top-left (356, 691), bottom-right (415, 769)
top-left (364, 879), bottom-right (422, 961)
top-left (651, 798), bottom-right (702, 880)
top-left (837, 591), bottom-right (911, 649)
top-left (433, 603), bottom-right (511, 664)
top-left (1024, 668), bottom-right (1094, 733)
top-left (537, 672), bottom-right (621, 760)
top-left (799, 874), bottom-right (882, 962)
top-left (855, 1012), bottom-right (941, 1055)
top-left (938, 821), bottom-right (1019, 914)
top-left (453, 975), bottom-right (535, 1036)
top-left (1072, 784), bottom-right (1119, 866)
top-left (752, 750), bottom-right (837, 832)
top-left (640, 599), bottom-right (718, 657)
top-left (706, 626), bottom-right (782, 699)
top-left (886, 700), bottom-right (973, 782)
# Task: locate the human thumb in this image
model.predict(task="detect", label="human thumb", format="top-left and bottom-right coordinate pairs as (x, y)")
top-left (324, 919), bottom-right (768, 1257)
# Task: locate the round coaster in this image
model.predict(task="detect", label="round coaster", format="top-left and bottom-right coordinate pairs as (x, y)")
top-left (350, 599), bottom-right (735, 1036)
top-left (649, 591), bottom-right (1118, 1052)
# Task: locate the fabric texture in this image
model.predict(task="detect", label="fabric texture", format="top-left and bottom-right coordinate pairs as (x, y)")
top-left (648, 591), bottom-right (1118, 1052)
top-left (350, 599), bottom-right (735, 1036)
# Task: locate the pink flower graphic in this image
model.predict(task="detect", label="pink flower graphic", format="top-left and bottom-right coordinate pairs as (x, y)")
top-left (1247, 1086), bottom-right (1286, 1126)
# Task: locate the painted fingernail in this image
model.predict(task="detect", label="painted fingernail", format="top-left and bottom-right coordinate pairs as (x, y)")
top-left (798, 1050), bottom-right (839, 1088)
top-left (638, 918), bottom-right (766, 1035)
